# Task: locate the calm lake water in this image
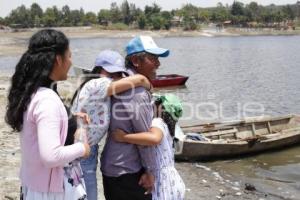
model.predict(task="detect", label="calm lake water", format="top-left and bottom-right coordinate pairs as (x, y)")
top-left (1, 36), bottom-right (300, 199)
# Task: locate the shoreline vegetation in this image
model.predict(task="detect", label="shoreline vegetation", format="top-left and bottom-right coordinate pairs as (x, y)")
top-left (1, 1), bottom-right (299, 31)
top-left (1, 0), bottom-right (300, 57)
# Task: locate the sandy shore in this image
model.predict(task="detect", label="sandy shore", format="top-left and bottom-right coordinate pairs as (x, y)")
top-left (0, 76), bottom-right (269, 199)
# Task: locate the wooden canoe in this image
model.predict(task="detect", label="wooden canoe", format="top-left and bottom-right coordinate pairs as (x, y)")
top-left (175, 115), bottom-right (300, 161)
top-left (151, 74), bottom-right (189, 87)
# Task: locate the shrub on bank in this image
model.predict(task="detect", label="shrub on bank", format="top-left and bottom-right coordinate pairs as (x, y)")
top-left (107, 23), bottom-right (129, 30)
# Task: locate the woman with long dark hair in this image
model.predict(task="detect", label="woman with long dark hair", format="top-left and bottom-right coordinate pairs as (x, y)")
top-left (5, 29), bottom-right (90, 199)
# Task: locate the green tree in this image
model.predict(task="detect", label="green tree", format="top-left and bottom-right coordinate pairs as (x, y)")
top-left (30, 4), bottom-right (42, 27)
top-left (98, 9), bottom-right (111, 24)
top-left (54, 6), bottom-right (64, 26)
top-left (144, 3), bottom-right (161, 17)
top-left (161, 11), bottom-right (172, 29)
top-left (150, 14), bottom-right (164, 30)
top-left (183, 15), bottom-right (197, 30)
top-left (42, 7), bottom-right (57, 27)
top-left (62, 5), bottom-right (71, 25)
top-left (79, 8), bottom-right (85, 23)
top-left (282, 5), bottom-right (295, 20)
top-left (274, 11), bottom-right (284, 23)
top-left (137, 13), bottom-right (146, 29)
top-left (4, 1), bottom-right (298, 30)
top-left (70, 10), bottom-right (82, 26)
top-left (110, 2), bottom-right (121, 23)
top-left (0, 17), bottom-right (4, 25)
top-left (34, 15), bottom-right (41, 27)
top-left (230, 1), bottom-right (246, 25)
top-left (198, 9), bottom-right (210, 23)
top-left (260, 7), bottom-right (274, 23)
top-left (247, 2), bottom-right (259, 21)
top-left (8, 5), bottom-right (31, 27)
top-left (84, 12), bottom-right (97, 25)
top-left (129, 3), bottom-right (142, 24)
top-left (30, 3), bottom-right (43, 17)
top-left (53, 6), bottom-right (62, 25)
top-left (121, 0), bottom-right (131, 25)
top-left (231, 1), bottom-right (244, 16)
top-left (30, 3), bottom-right (43, 27)
top-left (144, 3), bottom-right (162, 28)
top-left (178, 4), bottom-right (200, 29)
top-left (211, 3), bottom-right (231, 23)
top-left (181, 4), bottom-right (198, 19)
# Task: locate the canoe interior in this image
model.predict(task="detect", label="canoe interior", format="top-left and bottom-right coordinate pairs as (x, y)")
top-left (176, 115), bottom-right (300, 161)
top-left (182, 115), bottom-right (300, 140)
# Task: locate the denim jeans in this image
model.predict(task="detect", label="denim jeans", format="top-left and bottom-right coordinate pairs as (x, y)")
top-left (81, 144), bottom-right (99, 200)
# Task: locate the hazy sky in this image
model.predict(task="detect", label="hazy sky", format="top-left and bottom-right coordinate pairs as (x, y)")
top-left (0, 0), bottom-right (297, 17)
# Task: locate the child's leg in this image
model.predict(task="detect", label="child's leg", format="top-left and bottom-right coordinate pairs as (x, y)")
top-left (80, 144), bottom-right (99, 200)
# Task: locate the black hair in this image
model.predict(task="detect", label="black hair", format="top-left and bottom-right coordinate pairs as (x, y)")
top-left (125, 52), bottom-right (147, 69)
top-left (70, 67), bottom-right (102, 105)
top-left (162, 111), bottom-right (177, 137)
top-left (155, 98), bottom-right (177, 138)
top-left (5, 29), bottom-right (69, 131)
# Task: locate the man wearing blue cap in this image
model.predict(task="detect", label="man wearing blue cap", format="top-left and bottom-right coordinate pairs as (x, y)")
top-left (101, 36), bottom-right (169, 200)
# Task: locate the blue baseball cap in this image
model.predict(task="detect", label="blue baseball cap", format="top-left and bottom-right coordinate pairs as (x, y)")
top-left (95, 50), bottom-right (127, 73)
top-left (126, 36), bottom-right (170, 57)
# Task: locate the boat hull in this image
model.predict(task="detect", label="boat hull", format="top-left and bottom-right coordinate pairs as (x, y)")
top-left (151, 74), bottom-right (188, 87)
top-left (175, 115), bottom-right (300, 161)
top-left (176, 131), bottom-right (300, 161)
